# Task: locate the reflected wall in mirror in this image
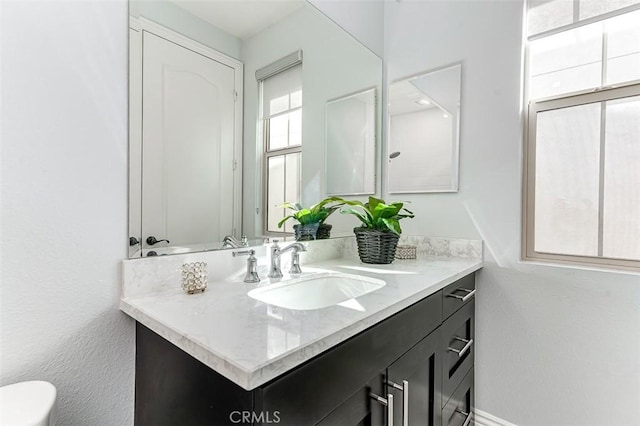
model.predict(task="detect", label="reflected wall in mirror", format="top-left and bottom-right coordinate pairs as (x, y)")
top-left (325, 88), bottom-right (376, 196)
top-left (128, 0), bottom-right (383, 258)
top-left (387, 64), bottom-right (461, 193)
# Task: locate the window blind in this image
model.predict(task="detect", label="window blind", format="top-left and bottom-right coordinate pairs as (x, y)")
top-left (261, 65), bottom-right (302, 120)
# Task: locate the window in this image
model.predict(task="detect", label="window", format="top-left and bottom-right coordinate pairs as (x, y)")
top-left (260, 59), bottom-right (302, 234)
top-left (524, 0), bottom-right (640, 270)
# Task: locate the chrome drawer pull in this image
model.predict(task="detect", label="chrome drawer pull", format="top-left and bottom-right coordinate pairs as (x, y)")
top-left (455, 408), bottom-right (472, 426)
top-left (387, 380), bottom-right (409, 426)
top-left (448, 337), bottom-right (474, 358)
top-left (446, 288), bottom-right (476, 302)
top-left (370, 392), bottom-right (394, 426)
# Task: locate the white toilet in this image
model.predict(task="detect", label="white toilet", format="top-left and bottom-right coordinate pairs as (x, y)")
top-left (0, 381), bottom-right (57, 426)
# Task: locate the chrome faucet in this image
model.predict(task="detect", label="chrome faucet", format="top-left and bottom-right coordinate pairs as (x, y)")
top-left (268, 240), bottom-right (306, 278)
top-left (222, 235), bottom-right (248, 249)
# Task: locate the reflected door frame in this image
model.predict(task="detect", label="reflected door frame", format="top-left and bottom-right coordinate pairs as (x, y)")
top-left (129, 17), bottom-right (243, 257)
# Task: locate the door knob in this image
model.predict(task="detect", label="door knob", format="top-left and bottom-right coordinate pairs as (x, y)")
top-left (129, 237), bottom-right (140, 246)
top-left (146, 236), bottom-right (170, 246)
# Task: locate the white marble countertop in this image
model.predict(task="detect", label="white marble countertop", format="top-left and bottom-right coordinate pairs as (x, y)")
top-left (120, 251), bottom-right (482, 390)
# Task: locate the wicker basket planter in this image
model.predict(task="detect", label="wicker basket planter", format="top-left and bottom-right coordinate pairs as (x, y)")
top-left (294, 223), bottom-right (332, 241)
top-left (353, 227), bottom-right (400, 264)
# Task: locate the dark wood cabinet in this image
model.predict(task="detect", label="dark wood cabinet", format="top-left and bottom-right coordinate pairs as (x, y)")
top-left (134, 273), bottom-right (476, 426)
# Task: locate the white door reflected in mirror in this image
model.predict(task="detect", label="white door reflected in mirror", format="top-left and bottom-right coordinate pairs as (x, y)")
top-left (388, 64), bottom-right (461, 193)
top-left (130, 19), bottom-right (243, 257)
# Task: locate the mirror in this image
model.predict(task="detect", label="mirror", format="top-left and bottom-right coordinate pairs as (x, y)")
top-left (128, 0), bottom-right (383, 257)
top-left (325, 88), bottom-right (376, 196)
top-left (387, 64), bottom-right (461, 193)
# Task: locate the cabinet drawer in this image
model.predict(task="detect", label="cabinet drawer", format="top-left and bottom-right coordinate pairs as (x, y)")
top-left (442, 367), bottom-right (474, 426)
top-left (441, 301), bottom-right (474, 407)
top-left (442, 274), bottom-right (475, 321)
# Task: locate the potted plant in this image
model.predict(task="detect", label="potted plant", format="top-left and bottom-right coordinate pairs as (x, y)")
top-left (340, 196), bottom-right (414, 264)
top-left (277, 197), bottom-right (345, 241)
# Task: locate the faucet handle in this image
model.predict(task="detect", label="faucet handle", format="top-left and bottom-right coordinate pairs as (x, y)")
top-left (233, 249), bottom-right (261, 283)
top-left (290, 250), bottom-right (303, 274)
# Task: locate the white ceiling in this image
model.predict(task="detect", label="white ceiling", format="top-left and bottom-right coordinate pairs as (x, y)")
top-left (168, 0), bottom-right (305, 40)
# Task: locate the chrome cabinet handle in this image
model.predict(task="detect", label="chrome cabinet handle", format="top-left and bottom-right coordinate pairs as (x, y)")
top-left (387, 380), bottom-right (409, 426)
top-left (455, 408), bottom-right (472, 426)
top-left (370, 392), bottom-right (394, 426)
top-left (446, 288), bottom-right (476, 302)
top-left (448, 337), bottom-right (474, 358)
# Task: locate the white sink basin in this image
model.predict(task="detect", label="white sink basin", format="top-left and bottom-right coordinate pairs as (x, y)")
top-left (247, 272), bottom-right (386, 310)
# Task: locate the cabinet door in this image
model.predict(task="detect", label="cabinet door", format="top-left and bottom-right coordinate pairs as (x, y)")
top-left (317, 374), bottom-right (387, 426)
top-left (387, 328), bottom-right (442, 426)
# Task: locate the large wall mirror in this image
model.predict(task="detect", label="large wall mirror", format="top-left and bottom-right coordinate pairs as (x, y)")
top-left (387, 64), bottom-right (462, 193)
top-left (128, 0), bottom-right (383, 257)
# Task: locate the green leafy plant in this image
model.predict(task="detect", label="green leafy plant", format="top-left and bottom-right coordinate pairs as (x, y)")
top-left (340, 196), bottom-right (414, 234)
top-left (277, 196), bottom-right (345, 229)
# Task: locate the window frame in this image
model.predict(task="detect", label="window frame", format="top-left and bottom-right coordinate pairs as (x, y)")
top-left (523, 79), bottom-right (640, 271)
top-left (523, 2), bottom-right (640, 271)
top-left (260, 76), bottom-right (303, 237)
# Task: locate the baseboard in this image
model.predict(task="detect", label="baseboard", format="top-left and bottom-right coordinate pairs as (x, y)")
top-left (474, 409), bottom-right (517, 426)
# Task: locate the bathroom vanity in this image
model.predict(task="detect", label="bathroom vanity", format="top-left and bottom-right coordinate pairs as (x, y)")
top-left (121, 237), bottom-right (481, 426)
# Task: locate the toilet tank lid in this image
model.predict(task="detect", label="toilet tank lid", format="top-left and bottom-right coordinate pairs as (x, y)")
top-left (0, 381), bottom-right (57, 425)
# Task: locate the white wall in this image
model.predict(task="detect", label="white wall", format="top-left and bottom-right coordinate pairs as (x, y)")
top-left (0, 1), bottom-right (133, 425)
top-left (385, 1), bottom-right (640, 425)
